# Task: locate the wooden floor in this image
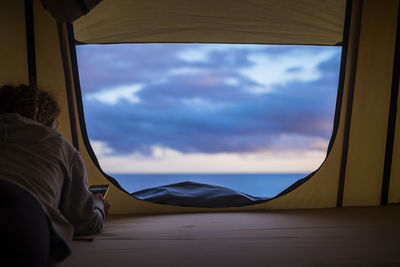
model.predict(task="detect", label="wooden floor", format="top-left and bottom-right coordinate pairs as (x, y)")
top-left (56, 205), bottom-right (400, 267)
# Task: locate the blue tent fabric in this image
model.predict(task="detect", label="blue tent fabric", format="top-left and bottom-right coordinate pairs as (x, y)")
top-left (131, 181), bottom-right (269, 208)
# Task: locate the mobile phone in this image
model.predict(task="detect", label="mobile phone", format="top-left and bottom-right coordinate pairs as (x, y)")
top-left (89, 184), bottom-right (110, 198)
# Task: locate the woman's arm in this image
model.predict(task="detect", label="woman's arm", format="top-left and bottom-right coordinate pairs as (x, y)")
top-left (59, 153), bottom-right (107, 235)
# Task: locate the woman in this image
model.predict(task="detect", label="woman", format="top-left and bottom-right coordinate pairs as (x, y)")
top-left (0, 84), bottom-right (110, 266)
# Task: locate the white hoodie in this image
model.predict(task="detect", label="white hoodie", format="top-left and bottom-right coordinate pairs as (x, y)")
top-left (0, 113), bottom-right (104, 261)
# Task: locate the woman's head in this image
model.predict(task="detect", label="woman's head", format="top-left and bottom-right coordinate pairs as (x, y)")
top-left (0, 84), bottom-right (61, 127)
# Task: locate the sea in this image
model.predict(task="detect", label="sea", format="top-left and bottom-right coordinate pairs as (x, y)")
top-left (110, 173), bottom-right (308, 198)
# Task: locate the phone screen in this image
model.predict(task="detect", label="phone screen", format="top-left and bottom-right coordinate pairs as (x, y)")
top-left (89, 184), bottom-right (110, 197)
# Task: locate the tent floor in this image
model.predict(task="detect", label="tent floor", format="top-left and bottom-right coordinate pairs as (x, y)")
top-left (55, 205), bottom-right (400, 267)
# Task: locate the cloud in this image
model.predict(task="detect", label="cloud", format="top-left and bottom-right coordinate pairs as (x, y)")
top-left (78, 44), bottom-right (341, 158)
top-left (85, 84), bottom-right (143, 104)
top-left (90, 141), bottom-right (326, 174)
top-left (240, 48), bottom-right (337, 93)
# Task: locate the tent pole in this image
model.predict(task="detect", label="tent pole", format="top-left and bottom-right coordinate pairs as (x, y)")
top-left (57, 22), bottom-right (80, 150)
top-left (24, 0), bottom-right (40, 121)
top-left (337, 0), bottom-right (363, 207)
top-left (24, 0), bottom-right (36, 89)
top-left (381, 0), bottom-right (400, 205)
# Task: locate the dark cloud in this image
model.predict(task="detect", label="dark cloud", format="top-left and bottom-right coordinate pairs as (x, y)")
top-left (78, 44), bottom-right (341, 155)
top-left (77, 44), bottom-right (188, 91)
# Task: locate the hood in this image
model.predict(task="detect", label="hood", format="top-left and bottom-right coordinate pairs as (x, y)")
top-left (0, 113), bottom-right (62, 144)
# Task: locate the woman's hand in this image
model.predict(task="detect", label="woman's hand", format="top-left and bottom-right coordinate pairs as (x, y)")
top-left (94, 193), bottom-right (111, 215)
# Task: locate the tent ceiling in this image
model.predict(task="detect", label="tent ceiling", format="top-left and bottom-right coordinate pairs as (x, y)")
top-left (73, 0), bottom-right (346, 45)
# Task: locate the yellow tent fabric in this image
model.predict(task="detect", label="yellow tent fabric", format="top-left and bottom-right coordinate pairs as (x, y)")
top-left (342, 0), bottom-right (398, 206)
top-left (74, 0), bottom-right (346, 45)
top-left (0, 1), bottom-right (28, 86)
top-left (1, 0), bottom-right (400, 216)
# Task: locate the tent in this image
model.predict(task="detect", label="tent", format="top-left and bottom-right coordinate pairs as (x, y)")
top-left (1, 0), bottom-right (400, 265)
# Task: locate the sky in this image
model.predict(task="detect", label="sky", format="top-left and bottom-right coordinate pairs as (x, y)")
top-left (76, 44), bottom-right (341, 174)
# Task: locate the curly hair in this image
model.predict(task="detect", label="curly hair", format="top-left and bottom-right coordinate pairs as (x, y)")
top-left (0, 84), bottom-right (61, 126)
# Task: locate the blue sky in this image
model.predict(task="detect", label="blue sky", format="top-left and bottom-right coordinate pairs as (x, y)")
top-left (76, 44), bottom-right (341, 173)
